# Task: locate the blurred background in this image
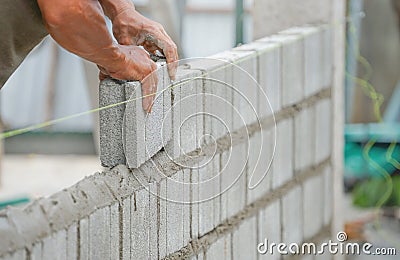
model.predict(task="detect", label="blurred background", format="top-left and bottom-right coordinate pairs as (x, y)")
top-left (0, 0), bottom-right (399, 255)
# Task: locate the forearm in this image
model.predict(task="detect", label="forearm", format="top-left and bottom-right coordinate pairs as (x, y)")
top-left (37, 0), bottom-right (123, 71)
top-left (98, 0), bottom-right (135, 21)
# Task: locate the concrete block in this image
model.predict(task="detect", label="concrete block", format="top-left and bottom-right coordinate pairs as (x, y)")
top-left (323, 166), bottom-right (333, 226)
top-left (42, 229), bottom-right (67, 260)
top-left (121, 196), bottom-right (132, 259)
top-left (0, 250), bottom-right (26, 260)
top-left (321, 25), bottom-right (333, 88)
top-left (169, 68), bottom-right (203, 159)
top-left (262, 34), bottom-right (304, 107)
top-left (110, 203), bottom-right (120, 260)
top-left (197, 155), bottom-right (219, 236)
top-left (7, 201), bottom-right (51, 245)
top-left (220, 142), bottom-right (247, 221)
top-left (166, 171), bottom-right (184, 255)
top-left (232, 216), bottom-right (258, 260)
top-left (148, 183), bottom-right (158, 259)
top-left (99, 78), bottom-right (126, 167)
top-left (123, 81), bottom-right (146, 168)
top-left (248, 128), bottom-right (274, 203)
top-left (206, 236), bottom-right (231, 259)
top-left (303, 174), bottom-right (324, 239)
top-left (182, 169), bottom-right (192, 245)
top-left (272, 119), bottom-right (293, 189)
top-left (158, 178), bottom-right (168, 259)
top-left (0, 213), bottom-right (24, 255)
top-left (281, 186), bottom-right (303, 244)
top-left (124, 61), bottom-right (172, 168)
top-left (130, 188), bottom-right (150, 259)
top-left (213, 50), bottom-right (258, 129)
top-left (30, 242), bottom-right (42, 260)
top-left (315, 99), bottom-right (331, 163)
top-left (235, 41), bottom-right (282, 118)
top-left (66, 223), bottom-right (77, 260)
top-left (190, 169), bottom-right (200, 240)
top-left (258, 201), bottom-right (281, 260)
top-left (281, 26), bottom-right (324, 97)
top-left (78, 217), bottom-right (89, 260)
top-left (89, 207), bottom-right (111, 259)
top-left (294, 107), bottom-right (315, 172)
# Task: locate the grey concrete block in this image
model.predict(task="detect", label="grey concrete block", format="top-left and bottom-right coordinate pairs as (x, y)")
top-left (197, 155), bottom-right (220, 236)
top-left (281, 186), bottom-right (303, 244)
top-left (158, 178), bottom-right (168, 259)
top-left (321, 25), bottom-right (333, 88)
top-left (263, 34), bottom-right (304, 107)
top-left (220, 142), bottom-right (247, 221)
top-left (30, 242), bottom-right (42, 260)
top-left (166, 171), bottom-right (184, 255)
top-left (272, 119), bottom-right (293, 189)
top-left (148, 183), bottom-right (158, 259)
top-left (130, 188), bottom-right (150, 259)
top-left (315, 99), bottom-right (331, 163)
top-left (0, 213), bottom-right (24, 255)
top-left (78, 217), bottom-right (89, 260)
top-left (280, 26), bottom-right (324, 97)
top-left (232, 216), bottom-right (258, 260)
top-left (303, 174), bottom-right (324, 239)
top-left (206, 236), bottom-right (231, 259)
top-left (323, 166), bottom-right (333, 226)
top-left (99, 78), bottom-right (126, 167)
top-left (258, 201), bottom-right (281, 260)
top-left (124, 81), bottom-right (146, 168)
top-left (294, 107), bottom-right (315, 172)
top-left (167, 67), bottom-right (203, 159)
top-left (0, 249), bottom-right (26, 260)
top-left (42, 230), bottom-right (67, 260)
top-left (246, 41), bottom-right (282, 117)
top-left (118, 196), bottom-right (131, 260)
top-left (124, 62), bottom-right (172, 169)
top-left (7, 201), bottom-right (51, 245)
top-left (110, 203), bottom-right (120, 260)
top-left (190, 169), bottom-right (199, 240)
top-left (182, 169), bottom-right (191, 245)
top-left (66, 223), bottom-right (77, 260)
top-left (247, 128), bottom-right (274, 204)
top-left (89, 207), bottom-right (111, 259)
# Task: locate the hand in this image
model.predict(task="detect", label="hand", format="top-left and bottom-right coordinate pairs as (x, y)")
top-left (99, 45), bottom-right (158, 113)
top-left (111, 8), bottom-right (178, 80)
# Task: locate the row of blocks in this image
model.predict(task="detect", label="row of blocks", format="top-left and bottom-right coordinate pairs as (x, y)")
top-left (99, 24), bottom-right (333, 169)
top-left (0, 163), bottom-right (332, 260)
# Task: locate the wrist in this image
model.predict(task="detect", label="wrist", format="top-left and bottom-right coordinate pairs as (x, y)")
top-left (95, 43), bottom-right (126, 74)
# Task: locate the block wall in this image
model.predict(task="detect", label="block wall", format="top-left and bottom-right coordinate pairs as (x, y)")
top-left (0, 24), bottom-right (337, 260)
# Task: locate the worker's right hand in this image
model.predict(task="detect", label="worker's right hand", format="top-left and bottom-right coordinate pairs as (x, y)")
top-left (99, 45), bottom-right (158, 113)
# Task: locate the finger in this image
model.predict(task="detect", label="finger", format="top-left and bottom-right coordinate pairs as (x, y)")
top-left (141, 66), bottom-right (158, 113)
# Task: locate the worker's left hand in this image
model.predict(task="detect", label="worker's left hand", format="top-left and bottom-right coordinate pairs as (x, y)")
top-left (111, 7), bottom-right (178, 80)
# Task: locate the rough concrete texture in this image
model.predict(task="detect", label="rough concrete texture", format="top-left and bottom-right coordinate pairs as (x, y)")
top-left (294, 107), bottom-right (315, 172)
top-left (258, 201), bottom-right (281, 260)
top-left (232, 216), bottom-right (258, 259)
top-left (281, 26), bottom-right (324, 97)
top-left (42, 230), bottom-right (67, 260)
top-left (263, 34), bottom-right (304, 107)
top-left (272, 119), bottom-right (293, 189)
top-left (281, 186), bottom-right (303, 244)
top-left (323, 166), bottom-right (333, 226)
top-left (99, 78), bottom-right (126, 167)
top-left (247, 129), bottom-right (273, 204)
top-left (315, 99), bottom-right (332, 163)
top-left (303, 174), bottom-right (324, 239)
top-left (206, 236), bottom-right (231, 259)
top-left (220, 142), bottom-right (247, 221)
top-left (89, 206), bottom-right (111, 259)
